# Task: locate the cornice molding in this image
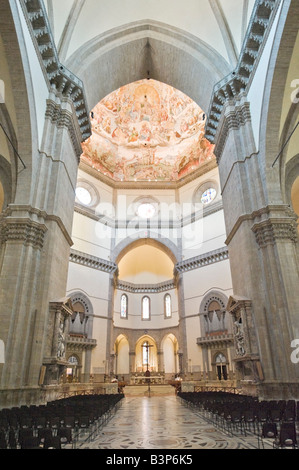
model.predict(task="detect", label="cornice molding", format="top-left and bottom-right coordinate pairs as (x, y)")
top-left (78, 159), bottom-right (218, 190)
top-left (0, 204), bottom-right (73, 247)
top-left (175, 247), bottom-right (229, 274)
top-left (69, 246), bottom-right (230, 277)
top-left (69, 249), bottom-right (118, 274)
top-left (116, 279), bottom-right (176, 294)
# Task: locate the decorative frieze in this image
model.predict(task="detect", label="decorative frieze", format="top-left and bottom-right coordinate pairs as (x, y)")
top-left (69, 247), bottom-right (229, 278)
top-left (116, 279), bottom-right (176, 294)
top-left (0, 219), bottom-right (47, 250)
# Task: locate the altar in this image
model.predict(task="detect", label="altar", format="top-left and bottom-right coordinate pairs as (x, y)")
top-left (130, 373), bottom-right (165, 385)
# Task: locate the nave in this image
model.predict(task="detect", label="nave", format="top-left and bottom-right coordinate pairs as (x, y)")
top-left (77, 395), bottom-right (261, 450)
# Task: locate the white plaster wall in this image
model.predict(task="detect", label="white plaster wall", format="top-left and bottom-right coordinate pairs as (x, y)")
top-left (67, 264), bottom-right (110, 318)
top-left (113, 289), bottom-right (179, 330)
top-left (71, 211), bottom-right (112, 259)
top-left (91, 318), bottom-right (108, 375)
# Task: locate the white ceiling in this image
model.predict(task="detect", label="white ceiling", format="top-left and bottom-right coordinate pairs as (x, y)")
top-left (45, 0), bottom-right (256, 67)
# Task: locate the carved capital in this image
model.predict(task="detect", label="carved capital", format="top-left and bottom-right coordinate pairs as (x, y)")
top-left (45, 98), bottom-right (82, 159)
top-left (0, 218), bottom-right (47, 250)
top-left (252, 218), bottom-right (298, 248)
top-left (215, 99), bottom-right (252, 162)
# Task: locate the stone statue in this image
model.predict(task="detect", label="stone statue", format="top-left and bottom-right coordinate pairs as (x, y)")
top-left (234, 319), bottom-right (246, 357)
top-left (57, 321), bottom-right (66, 358)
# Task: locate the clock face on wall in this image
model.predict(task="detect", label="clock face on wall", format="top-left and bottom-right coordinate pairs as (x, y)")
top-left (81, 79), bottom-right (215, 183)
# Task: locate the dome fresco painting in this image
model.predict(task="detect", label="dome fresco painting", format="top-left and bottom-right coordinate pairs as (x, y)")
top-left (81, 79), bottom-right (216, 182)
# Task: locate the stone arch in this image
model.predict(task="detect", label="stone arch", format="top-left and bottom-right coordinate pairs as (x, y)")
top-left (112, 232), bottom-right (179, 265)
top-left (200, 290), bottom-right (228, 313)
top-left (65, 20), bottom-right (231, 113)
top-left (259, 0), bottom-right (299, 200)
top-left (135, 334), bottom-right (158, 372)
top-left (69, 291), bottom-right (94, 338)
top-left (69, 291), bottom-right (94, 315)
top-left (285, 154), bottom-right (299, 212)
top-left (114, 334), bottom-right (130, 376)
top-left (161, 333), bottom-right (179, 375)
top-left (199, 290), bottom-right (229, 336)
top-left (0, 1), bottom-right (38, 198)
top-left (0, 155), bottom-right (13, 211)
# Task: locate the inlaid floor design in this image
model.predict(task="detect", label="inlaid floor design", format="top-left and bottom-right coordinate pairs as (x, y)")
top-left (75, 396), bottom-right (266, 450)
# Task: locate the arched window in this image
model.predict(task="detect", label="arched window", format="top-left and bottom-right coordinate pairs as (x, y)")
top-left (120, 294), bottom-right (128, 319)
top-left (142, 296), bottom-right (150, 320)
top-left (164, 294), bottom-right (172, 318)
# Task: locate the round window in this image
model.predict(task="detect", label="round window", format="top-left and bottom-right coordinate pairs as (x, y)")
top-left (201, 188), bottom-right (217, 205)
top-left (137, 203), bottom-right (156, 219)
top-left (76, 187), bottom-right (92, 206)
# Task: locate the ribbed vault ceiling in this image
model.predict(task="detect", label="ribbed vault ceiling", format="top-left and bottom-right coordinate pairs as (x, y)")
top-left (45, 0), bottom-right (255, 67)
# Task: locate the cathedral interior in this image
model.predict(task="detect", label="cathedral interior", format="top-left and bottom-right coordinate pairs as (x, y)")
top-left (0, 0), bottom-right (299, 451)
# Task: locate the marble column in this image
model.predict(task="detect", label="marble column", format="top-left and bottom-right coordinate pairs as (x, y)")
top-left (0, 88), bottom-right (83, 406)
top-left (216, 94), bottom-right (299, 399)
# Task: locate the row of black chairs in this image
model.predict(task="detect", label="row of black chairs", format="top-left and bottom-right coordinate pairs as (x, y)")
top-left (0, 393), bottom-right (124, 449)
top-left (178, 391), bottom-right (299, 449)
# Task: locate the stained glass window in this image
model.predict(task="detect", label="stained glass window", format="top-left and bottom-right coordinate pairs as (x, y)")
top-left (142, 296), bottom-right (150, 320)
top-left (201, 188), bottom-right (216, 205)
top-left (121, 294), bottom-right (128, 318)
top-left (165, 294), bottom-right (172, 318)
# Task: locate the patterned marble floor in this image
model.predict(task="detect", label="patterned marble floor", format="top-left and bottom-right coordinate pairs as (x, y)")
top-left (75, 395), bottom-right (263, 450)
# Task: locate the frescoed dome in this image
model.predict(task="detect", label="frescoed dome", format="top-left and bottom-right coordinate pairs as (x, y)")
top-left (81, 79), bottom-right (215, 182)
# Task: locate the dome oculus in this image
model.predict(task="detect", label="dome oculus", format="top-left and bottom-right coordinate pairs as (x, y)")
top-left (137, 203), bottom-right (156, 219)
top-left (76, 187), bottom-right (92, 206)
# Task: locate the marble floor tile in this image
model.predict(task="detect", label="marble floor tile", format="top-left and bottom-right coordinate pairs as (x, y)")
top-left (75, 396), bottom-right (265, 450)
